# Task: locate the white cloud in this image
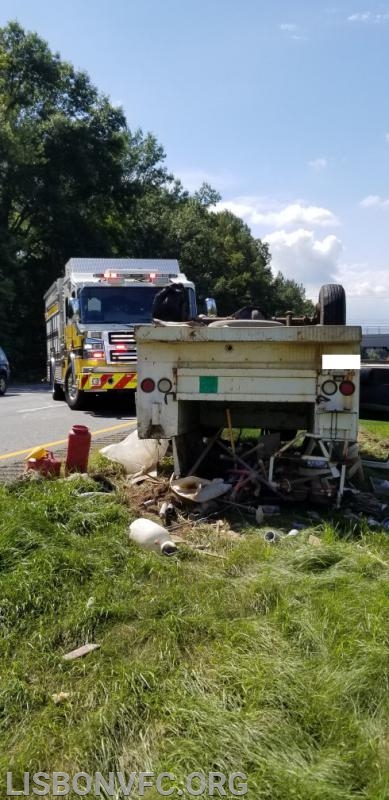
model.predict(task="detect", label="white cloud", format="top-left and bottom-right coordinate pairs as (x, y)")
top-left (308, 157), bottom-right (328, 170)
top-left (214, 197), bottom-right (338, 229)
top-left (279, 22), bottom-right (307, 41)
top-left (348, 11), bottom-right (389, 23)
top-left (359, 194), bottom-right (389, 208)
top-left (263, 228), bottom-right (342, 290)
top-left (334, 264), bottom-right (389, 297)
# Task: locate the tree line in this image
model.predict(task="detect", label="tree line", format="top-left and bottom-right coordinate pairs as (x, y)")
top-left (0, 22), bottom-right (313, 377)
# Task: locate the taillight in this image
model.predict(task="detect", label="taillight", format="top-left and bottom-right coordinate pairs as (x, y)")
top-left (322, 379), bottom-right (337, 396)
top-left (140, 378), bottom-right (155, 393)
top-left (157, 378), bottom-right (173, 393)
top-left (91, 351), bottom-right (104, 359)
top-left (339, 380), bottom-right (355, 396)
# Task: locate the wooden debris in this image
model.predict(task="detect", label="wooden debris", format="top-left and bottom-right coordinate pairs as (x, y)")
top-left (63, 643), bottom-right (100, 661)
top-left (52, 692), bottom-right (70, 704)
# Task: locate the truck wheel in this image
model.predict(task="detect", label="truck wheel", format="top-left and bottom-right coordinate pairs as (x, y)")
top-left (0, 372), bottom-right (7, 396)
top-left (64, 367), bottom-right (85, 410)
top-left (319, 284), bottom-right (346, 325)
top-left (53, 382), bottom-right (65, 401)
top-left (51, 367), bottom-right (65, 401)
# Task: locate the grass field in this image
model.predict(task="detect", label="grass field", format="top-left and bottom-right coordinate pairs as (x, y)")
top-left (0, 427), bottom-right (389, 799)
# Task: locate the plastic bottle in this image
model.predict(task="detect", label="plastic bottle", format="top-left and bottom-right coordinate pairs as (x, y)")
top-left (65, 425), bottom-right (91, 474)
top-left (129, 518), bottom-right (178, 556)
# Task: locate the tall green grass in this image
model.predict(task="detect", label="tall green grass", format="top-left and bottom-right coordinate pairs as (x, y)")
top-left (0, 477), bottom-right (388, 798)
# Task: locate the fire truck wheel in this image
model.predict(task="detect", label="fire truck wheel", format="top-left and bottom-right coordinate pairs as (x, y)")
top-left (50, 367), bottom-right (65, 401)
top-left (64, 367), bottom-right (85, 410)
top-left (52, 383), bottom-right (65, 401)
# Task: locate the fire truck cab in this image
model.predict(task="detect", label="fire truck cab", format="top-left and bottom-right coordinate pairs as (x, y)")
top-left (44, 258), bottom-right (196, 409)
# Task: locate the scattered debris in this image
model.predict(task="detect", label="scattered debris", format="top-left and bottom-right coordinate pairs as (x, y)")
top-left (129, 518), bottom-right (178, 556)
top-left (255, 506), bottom-right (264, 524)
top-left (170, 475), bottom-right (232, 503)
top-left (263, 530), bottom-right (281, 543)
top-left (63, 643), bottom-right (100, 661)
top-left (159, 502), bottom-right (176, 525)
top-left (287, 529), bottom-right (301, 537)
top-left (370, 477), bottom-right (389, 495)
top-left (25, 448), bottom-right (61, 477)
top-left (100, 429), bottom-right (169, 476)
top-left (52, 692), bottom-right (70, 704)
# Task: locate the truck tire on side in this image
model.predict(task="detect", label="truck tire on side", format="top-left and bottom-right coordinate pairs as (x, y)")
top-left (319, 284), bottom-right (346, 325)
top-left (64, 366), bottom-right (85, 410)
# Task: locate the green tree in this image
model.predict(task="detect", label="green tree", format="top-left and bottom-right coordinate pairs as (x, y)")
top-left (0, 21), bottom-right (170, 374)
top-left (0, 21), bottom-right (313, 377)
top-left (271, 272), bottom-right (315, 316)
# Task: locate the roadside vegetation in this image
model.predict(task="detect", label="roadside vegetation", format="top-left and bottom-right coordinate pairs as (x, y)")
top-left (0, 424), bottom-right (388, 798)
top-left (0, 21), bottom-right (312, 379)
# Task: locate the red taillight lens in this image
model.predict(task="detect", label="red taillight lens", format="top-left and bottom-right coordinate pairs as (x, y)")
top-left (140, 378), bottom-right (155, 393)
top-left (339, 380), bottom-right (355, 396)
top-left (92, 351), bottom-right (104, 359)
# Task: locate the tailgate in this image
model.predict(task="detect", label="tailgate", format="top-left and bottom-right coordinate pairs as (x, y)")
top-left (177, 367), bottom-right (317, 402)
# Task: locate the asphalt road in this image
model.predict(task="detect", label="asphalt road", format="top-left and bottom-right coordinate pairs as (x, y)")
top-left (0, 384), bottom-right (137, 463)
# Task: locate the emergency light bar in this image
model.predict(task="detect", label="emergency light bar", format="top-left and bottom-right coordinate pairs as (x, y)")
top-left (93, 271), bottom-right (177, 284)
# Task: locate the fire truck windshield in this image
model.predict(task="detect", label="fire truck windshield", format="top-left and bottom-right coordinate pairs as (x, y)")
top-left (79, 286), bottom-right (161, 324)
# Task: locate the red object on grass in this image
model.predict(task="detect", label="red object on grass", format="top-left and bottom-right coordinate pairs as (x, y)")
top-left (65, 425), bottom-right (91, 474)
top-left (26, 452), bottom-right (61, 477)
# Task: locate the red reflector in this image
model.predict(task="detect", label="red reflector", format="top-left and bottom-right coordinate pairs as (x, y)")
top-left (92, 351), bottom-right (104, 359)
top-left (115, 344), bottom-right (127, 351)
top-left (339, 380), bottom-right (355, 396)
top-left (140, 378), bottom-right (155, 393)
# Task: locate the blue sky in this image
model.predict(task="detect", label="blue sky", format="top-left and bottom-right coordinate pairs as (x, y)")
top-left (1, 0), bottom-right (389, 324)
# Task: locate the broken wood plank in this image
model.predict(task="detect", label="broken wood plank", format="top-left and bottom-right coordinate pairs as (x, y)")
top-left (63, 643), bottom-right (100, 661)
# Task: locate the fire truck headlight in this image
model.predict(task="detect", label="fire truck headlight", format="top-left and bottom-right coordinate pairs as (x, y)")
top-left (83, 338), bottom-right (104, 359)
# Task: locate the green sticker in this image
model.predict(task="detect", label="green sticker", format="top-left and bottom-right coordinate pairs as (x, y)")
top-left (199, 376), bottom-right (218, 393)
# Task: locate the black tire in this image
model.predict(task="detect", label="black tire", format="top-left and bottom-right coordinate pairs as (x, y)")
top-left (50, 366), bottom-right (65, 401)
top-left (0, 372), bottom-right (7, 396)
top-left (52, 383), bottom-right (65, 401)
top-left (319, 284), bottom-right (346, 325)
top-left (64, 366), bottom-right (85, 410)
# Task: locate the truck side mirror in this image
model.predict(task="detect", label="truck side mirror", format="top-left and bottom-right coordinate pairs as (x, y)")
top-left (67, 298), bottom-right (79, 320)
top-left (204, 297), bottom-right (217, 317)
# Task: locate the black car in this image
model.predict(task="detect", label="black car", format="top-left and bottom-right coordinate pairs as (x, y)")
top-left (360, 364), bottom-right (389, 414)
top-left (0, 346), bottom-right (10, 395)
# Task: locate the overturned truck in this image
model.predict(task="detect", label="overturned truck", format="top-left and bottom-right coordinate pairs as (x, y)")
top-left (135, 285), bottom-right (361, 489)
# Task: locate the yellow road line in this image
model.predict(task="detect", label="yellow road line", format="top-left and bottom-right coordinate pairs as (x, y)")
top-left (0, 421), bottom-right (136, 462)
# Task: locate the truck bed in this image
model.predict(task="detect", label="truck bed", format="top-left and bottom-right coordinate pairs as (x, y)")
top-left (135, 323), bottom-right (361, 444)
